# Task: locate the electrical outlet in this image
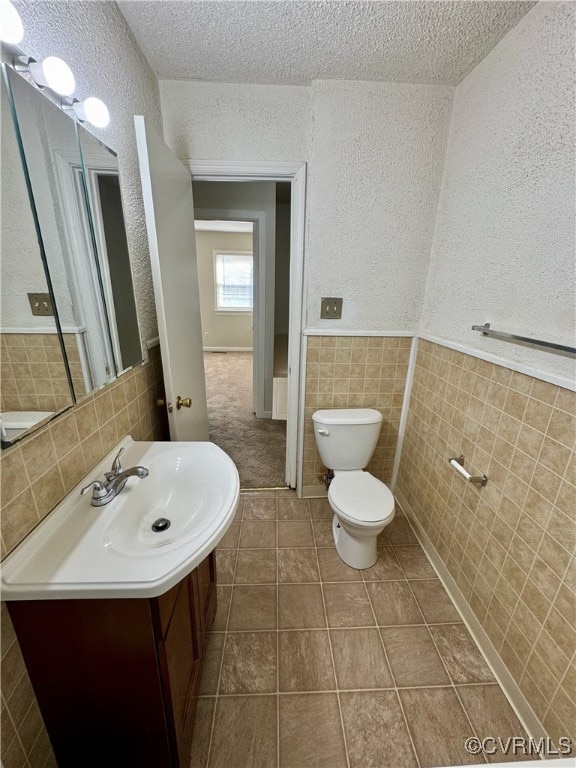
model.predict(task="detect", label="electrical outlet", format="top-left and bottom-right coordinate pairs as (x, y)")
top-left (28, 292), bottom-right (54, 317)
top-left (320, 297), bottom-right (343, 319)
top-left (204, 332), bottom-right (209, 339)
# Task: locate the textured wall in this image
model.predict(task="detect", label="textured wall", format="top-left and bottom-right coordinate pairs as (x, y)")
top-left (305, 80), bottom-right (453, 331)
top-left (396, 340), bottom-right (575, 747)
top-left (13, 0), bottom-right (164, 343)
top-left (420, 2), bottom-right (576, 382)
top-left (196, 230), bottom-right (254, 349)
top-left (161, 79), bottom-right (454, 334)
top-left (302, 336), bottom-right (411, 494)
top-left (0, 347), bottom-right (168, 767)
top-left (160, 80), bottom-right (310, 162)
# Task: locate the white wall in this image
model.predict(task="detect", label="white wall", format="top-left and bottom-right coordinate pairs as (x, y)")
top-left (195, 230), bottom-right (253, 349)
top-left (304, 80), bottom-right (453, 331)
top-left (13, 0), bottom-right (163, 343)
top-left (0, 77), bottom-right (56, 329)
top-left (160, 78), bottom-right (454, 334)
top-left (160, 80), bottom-right (310, 162)
top-left (420, 2), bottom-right (575, 382)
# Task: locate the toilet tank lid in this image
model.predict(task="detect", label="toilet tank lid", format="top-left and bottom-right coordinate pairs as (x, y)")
top-left (312, 409), bottom-right (383, 426)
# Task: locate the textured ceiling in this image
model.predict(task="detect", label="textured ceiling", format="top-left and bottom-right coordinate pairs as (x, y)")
top-left (117, 0), bottom-right (534, 86)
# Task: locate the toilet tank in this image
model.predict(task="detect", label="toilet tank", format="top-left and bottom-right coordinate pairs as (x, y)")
top-left (312, 409), bottom-right (383, 470)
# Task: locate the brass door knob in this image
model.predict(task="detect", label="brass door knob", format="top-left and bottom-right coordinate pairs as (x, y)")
top-left (176, 395), bottom-right (192, 410)
top-left (157, 398), bottom-right (174, 413)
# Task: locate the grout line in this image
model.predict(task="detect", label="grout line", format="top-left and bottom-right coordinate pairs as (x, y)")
top-left (197, 681), bottom-right (502, 699)
top-left (404, 576), bottom-right (489, 765)
top-left (276, 494), bottom-right (280, 768)
top-left (3, 693), bottom-right (35, 768)
top-left (313, 514), bottom-right (351, 768)
top-left (205, 504), bottom-right (241, 768)
top-left (361, 552), bottom-right (422, 768)
top-left (208, 485), bottom-right (571, 764)
top-left (528, 552), bottom-right (573, 726)
top-left (541, 648), bottom-right (576, 738)
top-left (210, 620), bottom-right (466, 633)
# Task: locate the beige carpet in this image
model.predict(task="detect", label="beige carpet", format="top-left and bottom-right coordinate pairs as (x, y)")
top-left (203, 352), bottom-right (287, 488)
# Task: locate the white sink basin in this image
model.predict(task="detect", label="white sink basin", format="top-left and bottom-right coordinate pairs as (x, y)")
top-left (1, 437), bottom-right (240, 600)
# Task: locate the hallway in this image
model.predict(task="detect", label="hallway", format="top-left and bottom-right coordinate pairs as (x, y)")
top-left (204, 352), bottom-right (287, 488)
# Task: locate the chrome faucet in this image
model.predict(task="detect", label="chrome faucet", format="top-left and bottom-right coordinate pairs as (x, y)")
top-left (81, 447), bottom-right (149, 507)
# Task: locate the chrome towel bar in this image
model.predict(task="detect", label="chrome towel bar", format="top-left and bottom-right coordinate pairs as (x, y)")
top-left (449, 455), bottom-right (488, 487)
top-left (472, 323), bottom-right (576, 357)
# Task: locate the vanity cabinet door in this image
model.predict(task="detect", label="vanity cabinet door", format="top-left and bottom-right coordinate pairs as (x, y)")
top-left (160, 551), bottom-right (216, 767)
top-left (196, 550), bottom-right (217, 640)
top-left (163, 576), bottom-right (196, 763)
top-left (8, 551), bottom-right (218, 768)
top-left (7, 598), bottom-right (174, 768)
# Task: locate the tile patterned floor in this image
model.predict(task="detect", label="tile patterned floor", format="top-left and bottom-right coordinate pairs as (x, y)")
top-left (191, 490), bottom-right (535, 768)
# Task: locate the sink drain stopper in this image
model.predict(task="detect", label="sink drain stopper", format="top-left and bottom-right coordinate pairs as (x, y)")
top-left (151, 517), bottom-right (171, 532)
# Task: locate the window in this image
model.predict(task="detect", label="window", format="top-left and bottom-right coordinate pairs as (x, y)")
top-left (214, 251), bottom-right (253, 311)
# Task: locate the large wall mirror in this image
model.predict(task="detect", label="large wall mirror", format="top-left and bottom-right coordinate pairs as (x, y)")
top-left (1, 69), bottom-right (74, 444)
top-left (1, 64), bottom-right (143, 447)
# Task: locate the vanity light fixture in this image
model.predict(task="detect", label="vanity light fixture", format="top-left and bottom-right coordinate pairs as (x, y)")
top-left (3, 4), bottom-right (111, 126)
top-left (28, 55), bottom-right (76, 96)
top-left (71, 96), bottom-right (110, 128)
top-left (0, 0), bottom-right (24, 45)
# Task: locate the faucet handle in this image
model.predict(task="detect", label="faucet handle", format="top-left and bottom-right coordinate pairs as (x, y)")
top-left (80, 480), bottom-right (108, 500)
top-left (106, 447), bottom-right (124, 481)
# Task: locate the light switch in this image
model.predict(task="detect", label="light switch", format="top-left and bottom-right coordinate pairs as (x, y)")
top-left (27, 292), bottom-right (54, 316)
top-left (321, 297), bottom-right (343, 319)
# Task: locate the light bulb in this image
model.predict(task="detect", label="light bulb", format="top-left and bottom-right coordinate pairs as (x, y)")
top-left (81, 97), bottom-right (110, 128)
top-left (0, 0), bottom-right (24, 45)
top-left (29, 56), bottom-right (75, 96)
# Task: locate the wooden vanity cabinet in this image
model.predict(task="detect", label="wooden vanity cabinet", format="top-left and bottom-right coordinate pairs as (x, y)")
top-left (7, 551), bottom-right (217, 768)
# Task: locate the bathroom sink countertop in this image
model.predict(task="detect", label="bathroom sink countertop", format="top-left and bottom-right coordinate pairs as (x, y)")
top-left (1, 437), bottom-right (240, 600)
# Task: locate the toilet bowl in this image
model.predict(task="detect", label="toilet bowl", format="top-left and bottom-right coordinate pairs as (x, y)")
top-left (312, 409), bottom-right (395, 569)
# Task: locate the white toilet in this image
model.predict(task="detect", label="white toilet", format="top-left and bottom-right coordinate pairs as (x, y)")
top-left (312, 408), bottom-right (395, 569)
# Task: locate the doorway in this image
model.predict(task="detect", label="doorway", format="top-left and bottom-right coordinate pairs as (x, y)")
top-left (135, 122), bottom-right (306, 486)
top-left (187, 161), bottom-right (306, 490)
top-left (193, 181), bottom-right (293, 488)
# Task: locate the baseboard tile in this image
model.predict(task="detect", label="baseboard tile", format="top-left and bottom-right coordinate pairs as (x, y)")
top-left (395, 488), bottom-right (549, 752)
top-left (301, 485), bottom-right (328, 499)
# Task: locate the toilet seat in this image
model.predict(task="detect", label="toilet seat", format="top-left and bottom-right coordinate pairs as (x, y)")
top-left (328, 471), bottom-right (394, 524)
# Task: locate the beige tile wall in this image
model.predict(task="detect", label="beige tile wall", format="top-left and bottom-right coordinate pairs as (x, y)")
top-left (0, 332), bottom-right (85, 413)
top-left (302, 336), bottom-right (412, 493)
top-left (396, 339), bottom-right (576, 746)
top-left (0, 345), bottom-right (168, 768)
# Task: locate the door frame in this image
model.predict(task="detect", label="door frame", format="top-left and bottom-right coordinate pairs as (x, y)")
top-left (188, 161), bottom-right (306, 489)
top-left (53, 150), bottom-right (117, 390)
top-left (194, 208), bottom-right (266, 418)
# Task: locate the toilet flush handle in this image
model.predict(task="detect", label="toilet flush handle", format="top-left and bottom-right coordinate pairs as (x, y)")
top-left (317, 429), bottom-right (330, 436)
